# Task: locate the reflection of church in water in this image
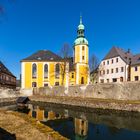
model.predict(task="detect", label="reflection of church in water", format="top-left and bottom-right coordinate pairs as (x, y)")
top-left (28, 105), bottom-right (88, 139)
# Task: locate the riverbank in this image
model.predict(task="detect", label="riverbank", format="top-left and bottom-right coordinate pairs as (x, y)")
top-left (30, 95), bottom-right (140, 112)
top-left (0, 110), bottom-right (68, 140)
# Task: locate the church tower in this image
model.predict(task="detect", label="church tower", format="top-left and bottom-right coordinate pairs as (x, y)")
top-left (74, 16), bottom-right (89, 85)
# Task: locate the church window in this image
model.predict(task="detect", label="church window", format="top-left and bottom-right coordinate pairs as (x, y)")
top-left (44, 64), bottom-right (48, 78)
top-left (82, 46), bottom-right (84, 50)
top-left (82, 56), bottom-right (84, 60)
top-left (55, 63), bottom-right (60, 79)
top-left (32, 63), bottom-right (37, 78)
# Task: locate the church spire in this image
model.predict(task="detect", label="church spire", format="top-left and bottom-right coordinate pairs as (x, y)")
top-left (77, 15), bottom-right (85, 38)
top-left (80, 15), bottom-right (82, 24)
top-left (74, 16), bottom-right (88, 46)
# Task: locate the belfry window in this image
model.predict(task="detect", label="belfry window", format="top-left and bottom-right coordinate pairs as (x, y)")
top-left (44, 64), bottom-right (48, 78)
top-left (32, 63), bottom-right (37, 78)
top-left (55, 63), bottom-right (60, 79)
top-left (72, 73), bottom-right (74, 78)
top-left (82, 46), bottom-right (84, 50)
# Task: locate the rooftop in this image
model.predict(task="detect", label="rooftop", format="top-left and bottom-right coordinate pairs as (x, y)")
top-left (21, 50), bottom-right (63, 62)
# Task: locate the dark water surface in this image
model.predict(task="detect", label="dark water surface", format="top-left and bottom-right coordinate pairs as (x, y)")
top-left (15, 104), bottom-right (140, 140)
top-left (16, 103), bottom-right (140, 140)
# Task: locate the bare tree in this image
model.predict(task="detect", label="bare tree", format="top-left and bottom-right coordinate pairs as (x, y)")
top-left (59, 43), bottom-right (72, 85)
top-left (89, 54), bottom-right (100, 83)
top-left (89, 54), bottom-right (99, 72)
top-left (60, 43), bottom-right (72, 58)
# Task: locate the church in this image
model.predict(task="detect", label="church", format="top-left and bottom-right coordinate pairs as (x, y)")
top-left (21, 17), bottom-right (89, 88)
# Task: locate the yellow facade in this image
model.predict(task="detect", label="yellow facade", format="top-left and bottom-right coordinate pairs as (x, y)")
top-left (131, 65), bottom-right (140, 81)
top-left (22, 61), bottom-right (69, 88)
top-left (74, 44), bottom-right (89, 85)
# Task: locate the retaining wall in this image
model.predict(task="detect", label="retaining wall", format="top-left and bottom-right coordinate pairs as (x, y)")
top-left (32, 82), bottom-right (140, 100)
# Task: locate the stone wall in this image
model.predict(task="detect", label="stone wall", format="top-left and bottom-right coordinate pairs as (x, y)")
top-left (0, 88), bottom-right (19, 98)
top-left (32, 81), bottom-right (140, 100)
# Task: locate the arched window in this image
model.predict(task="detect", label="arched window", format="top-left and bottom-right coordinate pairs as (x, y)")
top-left (32, 63), bottom-right (37, 78)
top-left (55, 63), bottom-right (60, 78)
top-left (44, 64), bottom-right (48, 78)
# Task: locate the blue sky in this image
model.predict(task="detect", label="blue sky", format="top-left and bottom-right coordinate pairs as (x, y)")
top-left (0, 0), bottom-right (140, 79)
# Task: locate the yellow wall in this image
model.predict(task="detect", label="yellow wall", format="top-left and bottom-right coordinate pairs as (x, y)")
top-left (78, 65), bottom-right (89, 84)
top-left (74, 45), bottom-right (88, 64)
top-left (69, 71), bottom-right (76, 85)
top-left (25, 63), bottom-right (32, 88)
top-left (131, 65), bottom-right (140, 81)
top-left (74, 46), bottom-right (80, 63)
top-left (23, 61), bottom-right (68, 88)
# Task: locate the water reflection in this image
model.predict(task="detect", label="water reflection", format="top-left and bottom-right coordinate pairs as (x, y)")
top-left (18, 104), bottom-right (140, 140)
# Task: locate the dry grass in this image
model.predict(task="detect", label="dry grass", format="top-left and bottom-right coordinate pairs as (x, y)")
top-left (0, 110), bottom-right (68, 140)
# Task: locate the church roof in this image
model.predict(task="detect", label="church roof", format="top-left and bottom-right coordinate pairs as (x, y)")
top-left (21, 50), bottom-right (63, 62)
top-left (103, 47), bottom-right (133, 64)
top-left (131, 54), bottom-right (140, 66)
top-left (0, 61), bottom-right (16, 77)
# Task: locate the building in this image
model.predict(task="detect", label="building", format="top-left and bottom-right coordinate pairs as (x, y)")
top-left (131, 54), bottom-right (140, 81)
top-left (98, 47), bottom-right (133, 83)
top-left (74, 118), bottom-right (88, 138)
top-left (21, 16), bottom-right (89, 89)
top-left (0, 61), bottom-right (16, 89)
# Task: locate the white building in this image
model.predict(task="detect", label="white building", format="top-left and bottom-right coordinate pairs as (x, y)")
top-left (98, 47), bottom-right (133, 83)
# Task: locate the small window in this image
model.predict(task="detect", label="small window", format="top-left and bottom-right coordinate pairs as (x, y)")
top-left (107, 69), bottom-right (109, 74)
top-left (107, 61), bottom-right (109, 65)
top-left (107, 79), bottom-right (109, 83)
top-left (111, 59), bottom-right (114, 64)
top-left (32, 82), bottom-right (37, 87)
top-left (72, 73), bottom-right (74, 78)
top-left (121, 67), bottom-right (124, 72)
top-left (135, 66), bottom-right (138, 71)
top-left (55, 82), bottom-right (59, 86)
top-left (82, 46), bottom-right (84, 50)
top-left (111, 69), bottom-right (114, 73)
top-left (135, 76), bottom-right (139, 81)
top-left (116, 58), bottom-right (118, 63)
top-left (103, 61), bottom-right (105, 65)
top-left (113, 78), bottom-right (117, 82)
top-left (82, 56), bottom-right (84, 60)
top-left (103, 70), bottom-right (105, 75)
top-left (116, 68), bottom-right (118, 73)
top-left (44, 83), bottom-right (48, 87)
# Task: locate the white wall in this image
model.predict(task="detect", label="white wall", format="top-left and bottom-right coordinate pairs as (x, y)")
top-left (99, 56), bottom-right (128, 83)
